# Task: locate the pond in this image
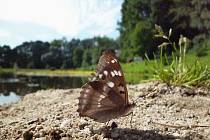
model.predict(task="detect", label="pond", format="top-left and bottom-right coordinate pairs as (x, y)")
top-left (0, 76), bottom-right (88, 105)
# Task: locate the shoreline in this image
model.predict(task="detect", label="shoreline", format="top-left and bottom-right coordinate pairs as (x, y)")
top-left (0, 82), bottom-right (210, 140)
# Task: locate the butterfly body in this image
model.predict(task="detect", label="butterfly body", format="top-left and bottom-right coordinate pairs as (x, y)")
top-left (77, 50), bottom-right (135, 123)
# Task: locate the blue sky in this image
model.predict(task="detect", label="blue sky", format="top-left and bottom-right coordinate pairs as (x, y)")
top-left (0, 0), bottom-right (123, 48)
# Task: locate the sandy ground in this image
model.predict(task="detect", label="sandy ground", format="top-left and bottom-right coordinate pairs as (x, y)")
top-left (0, 82), bottom-right (210, 140)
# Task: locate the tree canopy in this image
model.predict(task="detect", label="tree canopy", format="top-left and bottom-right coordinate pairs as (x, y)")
top-left (118, 0), bottom-right (210, 60)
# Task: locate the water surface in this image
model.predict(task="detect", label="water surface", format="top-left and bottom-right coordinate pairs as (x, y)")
top-left (0, 76), bottom-right (88, 105)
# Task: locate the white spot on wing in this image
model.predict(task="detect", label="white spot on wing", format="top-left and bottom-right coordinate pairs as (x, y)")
top-left (114, 70), bottom-right (118, 75)
top-left (118, 71), bottom-right (122, 76)
top-left (103, 70), bottom-right (108, 76)
top-left (99, 95), bottom-right (105, 98)
top-left (111, 60), bottom-right (115, 63)
top-left (98, 95), bottom-right (105, 101)
top-left (107, 81), bottom-right (115, 88)
top-left (97, 103), bottom-right (101, 107)
top-left (111, 71), bottom-right (115, 77)
top-left (114, 59), bottom-right (117, 62)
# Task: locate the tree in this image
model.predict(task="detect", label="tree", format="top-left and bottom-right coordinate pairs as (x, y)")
top-left (119, 0), bottom-right (156, 59)
top-left (82, 50), bottom-right (92, 67)
top-left (118, 0), bottom-right (210, 60)
top-left (72, 47), bottom-right (84, 68)
top-left (169, 0), bottom-right (210, 48)
top-left (0, 45), bottom-right (14, 68)
top-left (31, 41), bottom-right (50, 68)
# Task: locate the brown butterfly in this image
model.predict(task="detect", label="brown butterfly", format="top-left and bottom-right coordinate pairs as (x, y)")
top-left (77, 50), bottom-right (135, 123)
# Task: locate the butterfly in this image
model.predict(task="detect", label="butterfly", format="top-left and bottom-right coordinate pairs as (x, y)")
top-left (77, 50), bottom-right (135, 123)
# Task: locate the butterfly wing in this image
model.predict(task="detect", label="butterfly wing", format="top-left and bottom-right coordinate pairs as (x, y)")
top-left (92, 50), bottom-right (129, 105)
top-left (78, 80), bottom-right (126, 122)
top-left (77, 50), bottom-right (130, 122)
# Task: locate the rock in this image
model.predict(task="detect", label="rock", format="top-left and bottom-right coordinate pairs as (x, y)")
top-left (111, 122), bottom-right (118, 129)
top-left (61, 137), bottom-right (71, 140)
top-left (111, 131), bottom-right (119, 138)
top-left (28, 118), bottom-right (39, 125)
top-left (35, 137), bottom-right (46, 140)
top-left (79, 123), bottom-right (89, 130)
top-left (36, 125), bottom-right (43, 131)
top-left (81, 127), bottom-right (91, 135)
top-left (23, 130), bottom-right (33, 140)
top-left (60, 119), bottom-right (71, 128)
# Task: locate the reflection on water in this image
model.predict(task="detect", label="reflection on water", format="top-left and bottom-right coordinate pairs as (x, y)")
top-left (0, 92), bottom-right (20, 105)
top-left (0, 76), bottom-right (88, 105)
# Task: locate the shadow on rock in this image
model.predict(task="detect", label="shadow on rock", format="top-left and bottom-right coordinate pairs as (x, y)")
top-left (97, 127), bottom-right (182, 140)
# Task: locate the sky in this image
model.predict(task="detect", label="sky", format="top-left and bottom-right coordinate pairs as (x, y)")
top-left (0, 0), bottom-right (123, 48)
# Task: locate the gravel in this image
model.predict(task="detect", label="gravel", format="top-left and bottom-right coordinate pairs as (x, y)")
top-left (0, 81), bottom-right (210, 140)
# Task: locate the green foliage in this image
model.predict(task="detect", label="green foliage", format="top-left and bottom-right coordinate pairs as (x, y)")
top-left (119, 0), bottom-right (210, 60)
top-left (147, 27), bottom-right (210, 87)
top-left (0, 68), bottom-right (14, 78)
top-left (72, 47), bottom-right (84, 68)
top-left (120, 47), bottom-right (137, 62)
top-left (195, 39), bottom-right (210, 57)
top-left (82, 50), bottom-right (92, 67)
top-left (0, 45), bottom-right (15, 68)
top-left (119, 0), bottom-right (156, 58)
top-left (121, 62), bottom-right (152, 83)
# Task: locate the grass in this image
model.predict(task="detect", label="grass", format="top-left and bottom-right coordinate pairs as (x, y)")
top-left (146, 26), bottom-right (210, 87)
top-left (121, 62), bottom-right (153, 84)
top-left (0, 68), bottom-right (14, 78)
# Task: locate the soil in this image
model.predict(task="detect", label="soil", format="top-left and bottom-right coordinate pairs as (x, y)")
top-left (0, 81), bottom-right (210, 140)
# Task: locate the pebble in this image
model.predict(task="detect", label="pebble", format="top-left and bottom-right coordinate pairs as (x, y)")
top-left (60, 119), bottom-right (71, 128)
top-left (23, 130), bottom-right (33, 140)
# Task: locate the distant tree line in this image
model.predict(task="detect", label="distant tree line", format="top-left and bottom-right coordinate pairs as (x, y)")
top-left (0, 37), bottom-right (118, 69)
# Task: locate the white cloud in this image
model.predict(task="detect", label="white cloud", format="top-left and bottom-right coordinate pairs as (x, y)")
top-left (0, 0), bottom-right (123, 40)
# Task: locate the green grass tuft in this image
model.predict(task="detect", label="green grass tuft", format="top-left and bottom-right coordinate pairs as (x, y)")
top-left (146, 26), bottom-right (210, 87)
